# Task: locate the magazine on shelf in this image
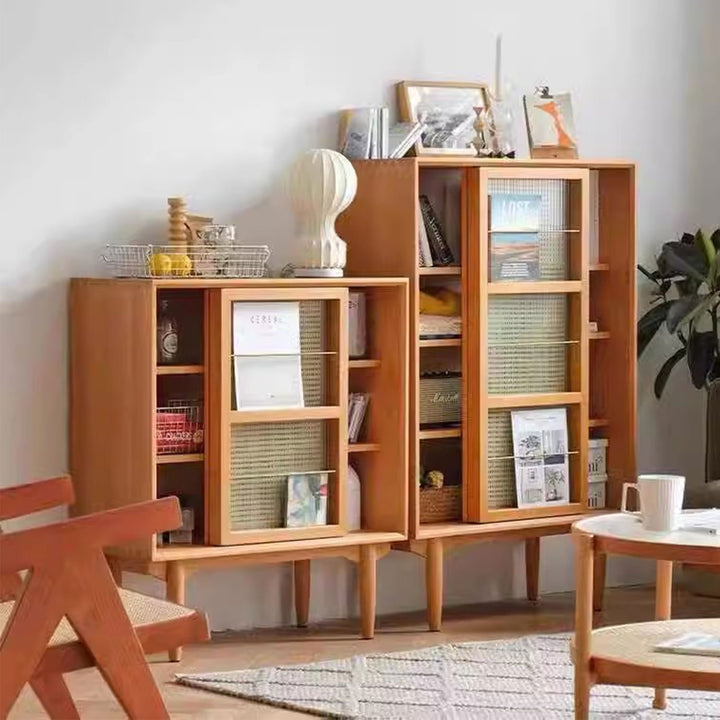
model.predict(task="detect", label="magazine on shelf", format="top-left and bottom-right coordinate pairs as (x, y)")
top-left (348, 392), bottom-right (369, 443)
top-left (285, 472), bottom-right (328, 528)
top-left (490, 193), bottom-right (541, 281)
top-left (511, 407), bottom-right (569, 507)
top-left (419, 194), bottom-right (454, 265)
top-left (654, 632), bottom-right (720, 658)
top-left (232, 301), bottom-right (304, 410)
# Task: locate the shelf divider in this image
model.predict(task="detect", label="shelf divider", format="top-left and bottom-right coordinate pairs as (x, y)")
top-left (157, 453), bottom-right (204, 464)
top-left (156, 364), bottom-right (204, 375)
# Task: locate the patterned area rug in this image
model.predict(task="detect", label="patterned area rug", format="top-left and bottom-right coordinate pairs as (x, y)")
top-left (176, 633), bottom-right (720, 719)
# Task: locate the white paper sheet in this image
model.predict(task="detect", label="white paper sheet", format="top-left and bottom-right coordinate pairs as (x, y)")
top-left (232, 301), bottom-right (304, 410)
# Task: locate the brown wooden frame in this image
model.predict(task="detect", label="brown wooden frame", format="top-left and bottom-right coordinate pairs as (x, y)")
top-left (0, 477), bottom-right (208, 720)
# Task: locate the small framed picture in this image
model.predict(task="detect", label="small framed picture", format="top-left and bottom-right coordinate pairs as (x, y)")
top-left (523, 88), bottom-right (578, 159)
top-left (397, 81), bottom-right (490, 156)
top-left (285, 472), bottom-right (328, 528)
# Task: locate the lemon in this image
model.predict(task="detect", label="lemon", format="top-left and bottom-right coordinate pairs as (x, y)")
top-left (150, 253), bottom-right (172, 276)
top-left (171, 253), bottom-right (192, 277)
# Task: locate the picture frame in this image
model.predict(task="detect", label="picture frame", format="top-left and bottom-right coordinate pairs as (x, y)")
top-left (285, 472), bottom-right (329, 528)
top-left (397, 80), bottom-right (490, 156)
top-left (523, 87), bottom-right (578, 159)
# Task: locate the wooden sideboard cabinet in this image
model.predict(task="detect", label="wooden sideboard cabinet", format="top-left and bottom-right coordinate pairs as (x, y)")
top-left (70, 277), bottom-right (408, 654)
top-left (339, 157), bottom-right (637, 629)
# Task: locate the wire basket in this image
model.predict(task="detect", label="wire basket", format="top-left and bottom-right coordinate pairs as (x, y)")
top-left (103, 244), bottom-right (270, 278)
top-left (156, 402), bottom-right (204, 454)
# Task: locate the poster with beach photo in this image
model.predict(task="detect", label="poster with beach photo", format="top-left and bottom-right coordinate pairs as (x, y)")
top-left (511, 408), bottom-right (569, 508)
top-left (490, 193), bottom-right (541, 281)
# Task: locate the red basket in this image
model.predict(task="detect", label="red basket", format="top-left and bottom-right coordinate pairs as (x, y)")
top-left (156, 403), bottom-right (203, 454)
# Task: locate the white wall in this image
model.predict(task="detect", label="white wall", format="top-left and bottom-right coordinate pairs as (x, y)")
top-left (1, 0), bottom-right (718, 630)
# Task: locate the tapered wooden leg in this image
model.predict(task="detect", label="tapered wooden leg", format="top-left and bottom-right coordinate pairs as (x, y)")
top-left (574, 532), bottom-right (594, 720)
top-left (107, 556), bottom-right (123, 586)
top-left (653, 560), bottom-right (673, 710)
top-left (358, 545), bottom-right (377, 639)
top-left (293, 559), bottom-right (311, 628)
top-left (525, 537), bottom-right (540, 602)
top-left (31, 674), bottom-right (80, 720)
top-left (426, 538), bottom-right (443, 632)
top-left (593, 552), bottom-right (607, 612)
top-left (166, 561), bottom-right (186, 662)
top-left (66, 550), bottom-right (169, 720)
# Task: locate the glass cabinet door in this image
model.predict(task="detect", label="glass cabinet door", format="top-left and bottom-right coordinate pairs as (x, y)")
top-left (464, 168), bottom-right (590, 522)
top-left (207, 287), bottom-right (348, 545)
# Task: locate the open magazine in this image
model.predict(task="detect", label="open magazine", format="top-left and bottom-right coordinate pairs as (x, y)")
top-left (654, 632), bottom-right (720, 658)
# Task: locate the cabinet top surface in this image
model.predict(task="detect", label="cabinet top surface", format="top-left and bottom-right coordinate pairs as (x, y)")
top-left (72, 276), bottom-right (409, 289)
top-left (353, 157), bottom-right (635, 169)
top-left (573, 512), bottom-right (720, 549)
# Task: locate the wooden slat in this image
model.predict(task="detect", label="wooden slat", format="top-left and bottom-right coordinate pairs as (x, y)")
top-left (228, 406), bottom-right (341, 424)
top-left (418, 266), bottom-right (462, 276)
top-left (589, 263), bottom-right (610, 272)
top-left (590, 331), bottom-right (611, 340)
top-left (348, 359), bottom-right (381, 369)
top-left (156, 454), bottom-right (204, 465)
top-left (589, 418), bottom-right (609, 428)
top-left (487, 281), bottom-right (583, 295)
top-left (348, 443), bottom-right (381, 453)
top-left (486, 392), bottom-right (583, 409)
top-left (155, 365), bottom-right (204, 375)
top-left (419, 427), bottom-right (461, 440)
top-left (419, 338), bottom-right (461, 348)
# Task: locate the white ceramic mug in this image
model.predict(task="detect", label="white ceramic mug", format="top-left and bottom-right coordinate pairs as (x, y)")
top-left (621, 474), bottom-right (685, 532)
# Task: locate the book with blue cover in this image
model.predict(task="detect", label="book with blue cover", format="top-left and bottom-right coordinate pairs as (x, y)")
top-left (490, 193), bottom-right (542, 281)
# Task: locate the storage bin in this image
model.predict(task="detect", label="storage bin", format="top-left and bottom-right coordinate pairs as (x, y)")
top-left (419, 485), bottom-right (462, 523)
top-left (588, 475), bottom-right (607, 509)
top-left (156, 403), bottom-right (204, 454)
top-left (588, 438), bottom-right (608, 476)
top-left (419, 372), bottom-right (461, 426)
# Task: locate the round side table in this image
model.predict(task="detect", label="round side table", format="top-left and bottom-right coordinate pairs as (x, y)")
top-left (572, 512), bottom-right (720, 720)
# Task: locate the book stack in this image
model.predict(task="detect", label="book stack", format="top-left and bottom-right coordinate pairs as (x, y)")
top-left (417, 195), bottom-right (456, 267)
top-left (348, 392), bottom-right (369, 443)
top-left (339, 107), bottom-right (423, 160)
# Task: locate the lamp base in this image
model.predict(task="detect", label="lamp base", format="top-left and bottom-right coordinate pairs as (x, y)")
top-left (292, 267), bottom-right (344, 278)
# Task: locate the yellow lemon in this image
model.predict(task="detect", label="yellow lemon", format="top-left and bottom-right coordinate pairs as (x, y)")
top-left (150, 253), bottom-right (172, 276)
top-left (171, 253), bottom-right (192, 277)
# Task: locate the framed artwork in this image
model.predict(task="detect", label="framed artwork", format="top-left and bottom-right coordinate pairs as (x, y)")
top-left (523, 88), bottom-right (578, 159)
top-left (397, 81), bottom-right (490, 156)
top-left (285, 472), bottom-right (328, 527)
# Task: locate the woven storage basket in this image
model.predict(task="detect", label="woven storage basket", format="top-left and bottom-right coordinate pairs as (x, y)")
top-left (419, 373), bottom-right (461, 426)
top-left (419, 486), bottom-right (462, 523)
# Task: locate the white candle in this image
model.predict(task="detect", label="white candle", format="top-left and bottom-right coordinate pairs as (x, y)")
top-left (495, 34), bottom-right (503, 101)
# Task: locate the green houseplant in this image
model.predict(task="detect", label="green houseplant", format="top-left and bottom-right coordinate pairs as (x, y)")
top-left (637, 228), bottom-right (720, 483)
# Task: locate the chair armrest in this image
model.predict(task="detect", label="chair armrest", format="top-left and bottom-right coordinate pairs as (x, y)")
top-left (0, 496), bottom-right (181, 574)
top-left (0, 476), bottom-right (74, 521)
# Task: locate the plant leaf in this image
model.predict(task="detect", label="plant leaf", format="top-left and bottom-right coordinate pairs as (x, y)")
top-left (651, 279), bottom-right (672, 296)
top-left (637, 264), bottom-right (659, 283)
top-left (680, 232), bottom-right (695, 245)
top-left (666, 295), bottom-right (703, 334)
top-left (687, 330), bottom-right (717, 388)
top-left (637, 301), bottom-right (670, 357)
top-left (656, 241), bottom-right (708, 281)
top-left (654, 347), bottom-right (686, 398)
top-left (674, 277), bottom-right (700, 296)
top-left (696, 228), bottom-right (717, 270)
top-left (711, 228), bottom-right (720, 252)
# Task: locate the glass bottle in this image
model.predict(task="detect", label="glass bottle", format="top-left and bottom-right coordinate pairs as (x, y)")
top-left (157, 300), bottom-right (178, 364)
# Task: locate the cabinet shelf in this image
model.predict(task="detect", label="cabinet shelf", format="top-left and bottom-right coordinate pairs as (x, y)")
top-left (348, 442), bottom-right (381, 453)
top-left (419, 337), bottom-right (462, 348)
top-left (589, 418), bottom-right (609, 428)
top-left (156, 364), bottom-right (204, 375)
top-left (590, 331), bottom-right (611, 340)
top-left (349, 359), bottom-right (381, 369)
top-left (419, 427), bottom-right (461, 440)
top-left (229, 406), bottom-right (341, 424)
top-left (589, 263), bottom-right (610, 272)
top-left (419, 266), bottom-right (462, 276)
top-left (487, 392), bottom-right (582, 409)
top-left (156, 453), bottom-right (204, 464)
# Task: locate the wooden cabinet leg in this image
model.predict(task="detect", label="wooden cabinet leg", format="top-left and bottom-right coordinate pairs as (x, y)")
top-left (166, 562), bottom-right (186, 662)
top-left (426, 538), bottom-right (443, 632)
top-left (592, 552), bottom-right (607, 612)
top-left (525, 537), bottom-right (540, 602)
top-left (358, 545), bottom-right (377, 639)
top-left (653, 560), bottom-right (673, 710)
top-left (574, 532), bottom-right (594, 720)
top-left (293, 559), bottom-right (311, 628)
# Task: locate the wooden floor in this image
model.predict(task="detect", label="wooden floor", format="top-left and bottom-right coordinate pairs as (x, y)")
top-left (10, 585), bottom-right (720, 719)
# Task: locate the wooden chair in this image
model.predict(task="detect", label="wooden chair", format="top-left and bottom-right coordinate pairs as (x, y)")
top-left (0, 476), bottom-right (209, 719)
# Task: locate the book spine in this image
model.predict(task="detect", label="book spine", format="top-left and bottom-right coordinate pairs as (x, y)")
top-left (369, 108), bottom-right (378, 159)
top-left (417, 202), bottom-right (433, 267)
top-left (419, 195), bottom-right (454, 265)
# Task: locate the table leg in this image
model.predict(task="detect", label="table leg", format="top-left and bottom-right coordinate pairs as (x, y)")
top-left (574, 532), bottom-right (594, 720)
top-left (593, 552), bottom-right (607, 612)
top-left (166, 561), bottom-right (186, 662)
top-left (426, 538), bottom-right (444, 632)
top-left (293, 559), bottom-right (311, 628)
top-left (653, 560), bottom-right (673, 710)
top-left (359, 545), bottom-right (377, 639)
top-left (525, 537), bottom-right (540, 602)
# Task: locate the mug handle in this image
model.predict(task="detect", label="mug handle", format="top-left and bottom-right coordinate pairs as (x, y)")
top-left (621, 483), bottom-right (640, 515)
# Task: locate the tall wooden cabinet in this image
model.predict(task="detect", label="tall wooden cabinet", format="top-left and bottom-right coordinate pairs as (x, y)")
top-left (339, 157), bottom-right (636, 629)
top-left (70, 277), bottom-right (408, 649)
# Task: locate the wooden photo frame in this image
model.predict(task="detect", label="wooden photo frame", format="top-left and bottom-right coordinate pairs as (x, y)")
top-left (396, 80), bottom-right (490, 156)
